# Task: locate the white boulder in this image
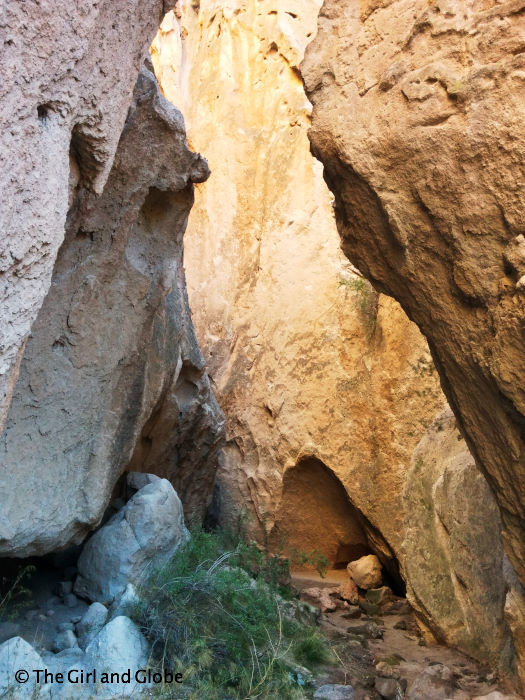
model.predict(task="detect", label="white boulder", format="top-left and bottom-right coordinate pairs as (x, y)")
top-left (74, 478), bottom-right (189, 603)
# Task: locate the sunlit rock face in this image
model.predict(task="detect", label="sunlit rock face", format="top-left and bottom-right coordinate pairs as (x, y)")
top-left (152, 0), bottom-right (519, 674)
top-left (152, 0), bottom-right (445, 562)
top-left (0, 68), bottom-right (224, 557)
top-left (301, 0), bottom-right (525, 586)
top-left (301, 0), bottom-right (525, 681)
top-left (0, 0), bottom-right (174, 431)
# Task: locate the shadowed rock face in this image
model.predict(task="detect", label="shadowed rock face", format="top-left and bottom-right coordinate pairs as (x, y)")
top-left (302, 0), bottom-right (524, 589)
top-left (0, 68), bottom-right (224, 557)
top-left (0, 0), bottom-right (175, 431)
top-left (403, 408), bottom-right (513, 672)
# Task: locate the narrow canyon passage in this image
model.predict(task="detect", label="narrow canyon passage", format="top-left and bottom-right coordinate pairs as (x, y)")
top-left (148, 0), bottom-right (521, 691)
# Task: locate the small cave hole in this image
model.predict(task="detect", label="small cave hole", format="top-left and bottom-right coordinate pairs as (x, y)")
top-left (37, 104), bottom-right (51, 123)
top-left (269, 456), bottom-right (406, 596)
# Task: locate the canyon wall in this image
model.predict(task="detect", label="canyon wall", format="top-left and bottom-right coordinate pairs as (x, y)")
top-left (301, 0), bottom-right (525, 587)
top-left (152, 0), bottom-right (520, 674)
top-left (0, 0), bottom-right (174, 431)
top-left (151, 0), bottom-right (446, 564)
top-left (0, 66), bottom-right (224, 557)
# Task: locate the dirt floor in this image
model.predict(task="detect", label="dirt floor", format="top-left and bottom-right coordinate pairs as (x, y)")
top-left (292, 569), bottom-right (518, 700)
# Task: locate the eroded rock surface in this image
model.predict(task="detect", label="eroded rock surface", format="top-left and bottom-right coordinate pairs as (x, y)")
top-left (75, 478), bottom-right (189, 604)
top-left (152, 0), bottom-right (445, 576)
top-left (403, 408), bottom-right (513, 673)
top-left (301, 0), bottom-right (525, 589)
top-left (151, 0), bottom-right (521, 675)
top-left (0, 0), bottom-right (175, 431)
top-left (0, 68), bottom-right (224, 556)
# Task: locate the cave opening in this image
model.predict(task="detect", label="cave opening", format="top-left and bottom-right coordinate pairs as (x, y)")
top-left (269, 456), bottom-right (406, 597)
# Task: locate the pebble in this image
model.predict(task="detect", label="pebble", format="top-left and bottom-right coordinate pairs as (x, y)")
top-left (55, 581), bottom-right (73, 598)
top-left (58, 622), bottom-right (75, 632)
top-left (64, 593), bottom-right (78, 608)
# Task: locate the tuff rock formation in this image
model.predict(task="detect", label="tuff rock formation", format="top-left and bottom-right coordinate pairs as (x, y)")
top-left (0, 0), bottom-right (176, 431)
top-left (301, 0), bottom-right (525, 681)
top-left (151, 0), bottom-right (521, 676)
top-left (301, 0), bottom-right (525, 588)
top-left (0, 67), bottom-right (224, 557)
top-left (152, 0), bottom-right (445, 564)
top-left (403, 408), bottom-right (513, 672)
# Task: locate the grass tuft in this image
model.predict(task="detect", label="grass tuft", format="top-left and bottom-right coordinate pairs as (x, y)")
top-left (134, 527), bottom-right (333, 698)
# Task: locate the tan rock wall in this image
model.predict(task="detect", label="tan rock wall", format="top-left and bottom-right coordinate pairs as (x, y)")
top-left (151, 0), bottom-right (445, 566)
top-left (301, 0), bottom-right (525, 683)
top-left (151, 0), bottom-right (523, 674)
top-left (301, 0), bottom-right (525, 587)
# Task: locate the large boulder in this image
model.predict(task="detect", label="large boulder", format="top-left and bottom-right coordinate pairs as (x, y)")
top-left (402, 409), bottom-right (513, 673)
top-left (75, 479), bottom-right (189, 603)
top-left (0, 0), bottom-right (174, 430)
top-left (0, 66), bottom-right (224, 557)
top-left (0, 637), bottom-right (46, 698)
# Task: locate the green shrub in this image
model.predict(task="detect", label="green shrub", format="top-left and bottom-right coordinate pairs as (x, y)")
top-left (134, 528), bottom-right (333, 699)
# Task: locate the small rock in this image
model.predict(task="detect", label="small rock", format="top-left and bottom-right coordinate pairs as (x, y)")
top-left (301, 587), bottom-right (338, 613)
top-left (358, 599), bottom-right (381, 617)
top-left (63, 593), bottom-right (78, 608)
top-left (342, 606), bottom-right (361, 620)
top-left (366, 586), bottom-right (395, 606)
top-left (46, 609), bottom-right (56, 617)
top-left (53, 630), bottom-right (78, 652)
top-left (347, 622), bottom-right (383, 639)
top-left (77, 602), bottom-right (108, 649)
top-left (406, 664), bottom-right (454, 699)
top-left (338, 579), bottom-right (359, 604)
top-left (314, 684), bottom-right (355, 699)
top-left (58, 622), bottom-right (75, 632)
top-left (375, 676), bottom-right (403, 699)
top-left (393, 619), bottom-right (408, 630)
top-left (365, 621), bottom-right (383, 639)
top-left (347, 555), bottom-right (382, 590)
top-left (55, 581), bottom-right (73, 598)
top-left (45, 595), bottom-right (60, 608)
top-left (390, 599), bottom-right (411, 614)
top-left (375, 660), bottom-right (401, 679)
